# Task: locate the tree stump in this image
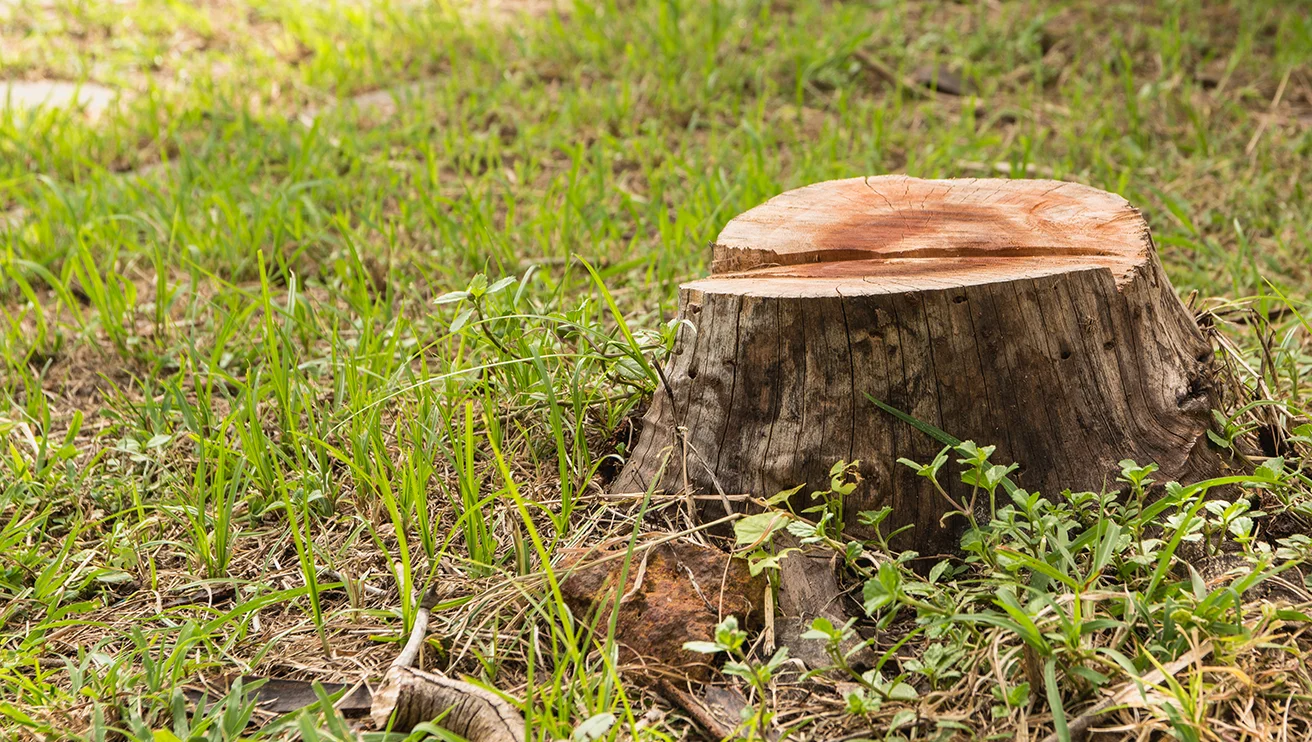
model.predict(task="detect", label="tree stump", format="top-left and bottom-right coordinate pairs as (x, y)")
top-left (616, 176), bottom-right (1226, 559)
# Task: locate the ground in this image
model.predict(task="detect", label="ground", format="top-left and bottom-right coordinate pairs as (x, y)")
top-left (2, 0), bottom-right (1312, 740)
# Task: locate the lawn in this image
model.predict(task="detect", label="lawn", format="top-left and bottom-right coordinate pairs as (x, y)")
top-left (2, 0), bottom-right (1312, 740)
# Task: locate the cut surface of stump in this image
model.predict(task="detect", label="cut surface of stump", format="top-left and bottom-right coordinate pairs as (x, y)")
top-left (616, 176), bottom-right (1226, 562)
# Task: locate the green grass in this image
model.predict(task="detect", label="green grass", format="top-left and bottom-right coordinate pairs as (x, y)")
top-left (2, 0), bottom-right (1312, 739)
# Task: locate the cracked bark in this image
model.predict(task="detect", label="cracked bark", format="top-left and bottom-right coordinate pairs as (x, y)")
top-left (614, 176), bottom-right (1229, 664)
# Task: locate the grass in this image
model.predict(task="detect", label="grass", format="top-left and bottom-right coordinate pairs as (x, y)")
top-left (1, 0), bottom-right (1312, 739)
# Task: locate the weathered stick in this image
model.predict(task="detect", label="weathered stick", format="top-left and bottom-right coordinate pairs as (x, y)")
top-left (370, 590), bottom-right (526, 742)
top-left (370, 666), bottom-right (526, 742)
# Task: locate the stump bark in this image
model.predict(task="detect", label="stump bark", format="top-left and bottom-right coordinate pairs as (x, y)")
top-left (616, 176), bottom-right (1226, 559)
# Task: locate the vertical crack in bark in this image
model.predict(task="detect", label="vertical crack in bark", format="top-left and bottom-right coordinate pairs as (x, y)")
top-left (792, 302), bottom-right (813, 500)
top-left (1126, 289), bottom-right (1195, 453)
top-left (1091, 276), bottom-right (1162, 465)
top-left (759, 297), bottom-right (783, 496)
top-left (713, 295), bottom-right (745, 479)
top-left (801, 301), bottom-right (825, 490)
top-left (1142, 284), bottom-right (1210, 441)
top-left (671, 296), bottom-right (698, 429)
top-left (918, 293), bottom-right (947, 446)
top-left (682, 296), bottom-right (721, 443)
top-left (1109, 277), bottom-right (1193, 461)
top-left (836, 287), bottom-right (858, 463)
top-left (983, 282), bottom-right (1044, 484)
top-left (961, 290), bottom-right (1010, 458)
top-left (891, 299), bottom-right (931, 539)
top-left (1005, 280), bottom-right (1068, 479)
top-left (1041, 275), bottom-right (1115, 455)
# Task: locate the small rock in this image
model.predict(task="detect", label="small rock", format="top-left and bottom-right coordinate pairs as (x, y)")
top-left (559, 539), bottom-right (767, 682)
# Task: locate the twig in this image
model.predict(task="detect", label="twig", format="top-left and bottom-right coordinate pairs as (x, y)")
top-left (391, 589), bottom-right (439, 669)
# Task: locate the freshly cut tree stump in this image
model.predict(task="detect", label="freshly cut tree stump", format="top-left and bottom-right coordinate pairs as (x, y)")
top-left (615, 176), bottom-right (1227, 560)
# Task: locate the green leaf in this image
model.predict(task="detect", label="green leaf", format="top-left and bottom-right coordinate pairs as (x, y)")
top-left (409, 722), bottom-right (467, 742)
top-left (450, 307), bottom-right (475, 333)
top-left (580, 257), bottom-right (658, 386)
top-left (434, 290), bottom-right (470, 305)
top-left (1068, 665), bottom-right (1109, 687)
top-left (714, 616), bottom-right (745, 651)
top-left (766, 483), bottom-right (805, 505)
top-left (1044, 658), bottom-right (1070, 742)
top-left (572, 712), bottom-right (617, 741)
top-left (746, 547), bottom-right (797, 576)
top-left (785, 518), bottom-right (817, 541)
top-left (995, 547), bottom-right (1080, 591)
top-left (887, 682), bottom-right (919, 701)
top-left (889, 709), bottom-right (918, 729)
top-left (1228, 516), bottom-right (1254, 538)
top-left (682, 641), bottom-right (722, 655)
top-left (928, 560), bottom-right (951, 584)
top-left (1256, 456), bottom-right (1285, 479)
top-left (993, 589), bottom-right (1051, 653)
top-left (801, 616), bottom-right (838, 641)
top-left (809, 616), bottom-right (835, 633)
top-left (734, 512), bottom-right (791, 548)
top-left (486, 275), bottom-right (517, 295)
top-left (862, 563), bottom-right (902, 615)
top-left (1091, 521), bottom-right (1123, 574)
top-left (722, 660), bottom-right (754, 680)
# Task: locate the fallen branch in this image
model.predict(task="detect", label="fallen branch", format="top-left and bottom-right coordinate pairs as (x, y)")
top-left (370, 589), bottom-right (526, 742)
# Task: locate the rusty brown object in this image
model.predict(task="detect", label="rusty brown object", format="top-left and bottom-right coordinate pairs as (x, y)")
top-left (560, 540), bottom-right (768, 682)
